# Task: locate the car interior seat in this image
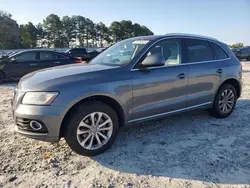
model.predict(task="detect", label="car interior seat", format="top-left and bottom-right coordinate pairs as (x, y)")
top-left (164, 47), bottom-right (179, 65)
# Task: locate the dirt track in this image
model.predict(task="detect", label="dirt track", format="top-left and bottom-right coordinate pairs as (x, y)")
top-left (0, 62), bottom-right (250, 188)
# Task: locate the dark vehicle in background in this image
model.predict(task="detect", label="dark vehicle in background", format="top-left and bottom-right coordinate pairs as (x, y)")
top-left (232, 47), bottom-right (250, 61)
top-left (65, 48), bottom-right (102, 62)
top-left (0, 50), bottom-right (82, 83)
top-left (65, 48), bottom-right (88, 60)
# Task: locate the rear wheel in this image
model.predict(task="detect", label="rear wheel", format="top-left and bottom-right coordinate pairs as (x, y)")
top-left (247, 56), bottom-right (250, 61)
top-left (64, 101), bottom-right (119, 156)
top-left (209, 84), bottom-right (237, 118)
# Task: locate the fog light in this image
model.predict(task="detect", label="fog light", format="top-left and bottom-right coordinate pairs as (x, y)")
top-left (30, 121), bottom-right (42, 131)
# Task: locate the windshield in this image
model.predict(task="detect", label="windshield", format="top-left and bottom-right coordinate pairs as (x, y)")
top-left (91, 38), bottom-right (150, 66)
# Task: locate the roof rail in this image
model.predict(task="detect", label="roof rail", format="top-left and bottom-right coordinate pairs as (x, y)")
top-left (165, 33), bottom-right (219, 41)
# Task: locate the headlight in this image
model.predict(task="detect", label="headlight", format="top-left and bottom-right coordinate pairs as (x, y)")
top-left (22, 92), bottom-right (59, 105)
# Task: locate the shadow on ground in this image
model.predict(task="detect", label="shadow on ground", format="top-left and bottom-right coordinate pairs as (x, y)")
top-left (94, 99), bottom-right (250, 184)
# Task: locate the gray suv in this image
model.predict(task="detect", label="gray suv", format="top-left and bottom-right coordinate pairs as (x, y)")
top-left (12, 33), bottom-right (242, 156)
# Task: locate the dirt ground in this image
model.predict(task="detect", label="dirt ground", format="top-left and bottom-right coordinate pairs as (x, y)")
top-left (0, 62), bottom-right (250, 188)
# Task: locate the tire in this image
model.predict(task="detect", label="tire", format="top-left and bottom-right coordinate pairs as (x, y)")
top-left (0, 72), bottom-right (4, 84)
top-left (208, 84), bottom-right (237, 118)
top-left (247, 56), bottom-right (250, 61)
top-left (64, 101), bottom-right (119, 156)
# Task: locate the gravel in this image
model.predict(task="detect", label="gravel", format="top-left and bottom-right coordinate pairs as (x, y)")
top-left (0, 62), bottom-right (250, 188)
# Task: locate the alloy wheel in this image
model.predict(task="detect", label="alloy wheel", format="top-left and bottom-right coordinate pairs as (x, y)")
top-left (76, 112), bottom-right (113, 150)
top-left (219, 89), bottom-right (235, 114)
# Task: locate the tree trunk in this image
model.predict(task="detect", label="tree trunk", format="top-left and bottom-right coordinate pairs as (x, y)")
top-left (86, 33), bottom-right (89, 47)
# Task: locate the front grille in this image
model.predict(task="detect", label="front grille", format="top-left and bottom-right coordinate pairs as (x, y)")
top-left (16, 117), bottom-right (48, 133)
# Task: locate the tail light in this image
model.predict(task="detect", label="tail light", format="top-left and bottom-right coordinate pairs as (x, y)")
top-left (74, 59), bottom-right (82, 63)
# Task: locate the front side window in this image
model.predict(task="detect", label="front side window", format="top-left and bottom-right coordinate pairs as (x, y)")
top-left (210, 42), bottom-right (229, 60)
top-left (91, 38), bottom-right (150, 66)
top-left (184, 39), bottom-right (213, 63)
top-left (144, 39), bottom-right (181, 66)
top-left (15, 52), bottom-right (37, 61)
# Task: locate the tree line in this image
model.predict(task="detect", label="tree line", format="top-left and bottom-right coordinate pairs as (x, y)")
top-left (0, 10), bottom-right (154, 49)
top-left (1, 10), bottom-right (247, 50)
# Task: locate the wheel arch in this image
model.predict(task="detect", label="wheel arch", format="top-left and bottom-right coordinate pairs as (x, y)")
top-left (216, 78), bottom-right (241, 99)
top-left (59, 94), bottom-right (125, 138)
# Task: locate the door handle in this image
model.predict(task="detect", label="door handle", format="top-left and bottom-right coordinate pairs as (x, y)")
top-left (29, 63), bottom-right (37, 66)
top-left (216, 69), bottom-right (223, 74)
top-left (54, 61), bottom-right (61, 64)
top-left (177, 73), bottom-right (186, 79)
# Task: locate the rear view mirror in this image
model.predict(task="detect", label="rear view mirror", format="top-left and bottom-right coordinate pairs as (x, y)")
top-left (141, 54), bottom-right (165, 68)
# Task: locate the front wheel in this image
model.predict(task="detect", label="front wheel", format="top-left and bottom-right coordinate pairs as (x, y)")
top-left (209, 84), bottom-right (237, 118)
top-left (64, 101), bottom-right (119, 156)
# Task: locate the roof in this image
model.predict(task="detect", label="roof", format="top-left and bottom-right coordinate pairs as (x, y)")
top-left (130, 33), bottom-right (219, 42)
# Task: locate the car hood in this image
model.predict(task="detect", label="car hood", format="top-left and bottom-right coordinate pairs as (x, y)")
top-left (18, 63), bottom-right (116, 91)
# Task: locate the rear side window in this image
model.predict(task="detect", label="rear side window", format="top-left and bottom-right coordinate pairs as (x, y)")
top-left (210, 42), bottom-right (229, 60)
top-left (40, 52), bottom-right (54, 60)
top-left (184, 39), bottom-right (214, 63)
top-left (55, 54), bottom-right (68, 59)
top-left (40, 52), bottom-right (69, 60)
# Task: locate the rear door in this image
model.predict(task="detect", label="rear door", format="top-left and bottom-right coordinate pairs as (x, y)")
top-left (36, 51), bottom-right (55, 70)
top-left (3, 51), bottom-right (39, 79)
top-left (183, 38), bottom-right (228, 107)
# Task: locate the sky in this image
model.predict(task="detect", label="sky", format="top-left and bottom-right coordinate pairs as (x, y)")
top-left (0, 0), bottom-right (249, 45)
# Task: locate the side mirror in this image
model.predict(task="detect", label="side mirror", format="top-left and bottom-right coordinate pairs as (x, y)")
top-left (141, 54), bottom-right (165, 68)
top-left (10, 57), bottom-right (17, 63)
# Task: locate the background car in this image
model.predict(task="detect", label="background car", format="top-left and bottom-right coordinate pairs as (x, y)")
top-left (65, 48), bottom-right (88, 60)
top-left (232, 47), bottom-right (250, 61)
top-left (0, 50), bottom-right (82, 83)
top-left (65, 48), bottom-right (102, 62)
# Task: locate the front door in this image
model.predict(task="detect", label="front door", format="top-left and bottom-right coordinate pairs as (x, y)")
top-left (131, 38), bottom-right (188, 122)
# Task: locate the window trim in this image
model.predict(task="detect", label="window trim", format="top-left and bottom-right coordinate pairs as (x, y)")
top-left (131, 36), bottom-right (231, 71)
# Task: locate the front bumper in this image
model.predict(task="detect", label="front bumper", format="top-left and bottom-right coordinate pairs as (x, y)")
top-left (13, 103), bottom-right (65, 143)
